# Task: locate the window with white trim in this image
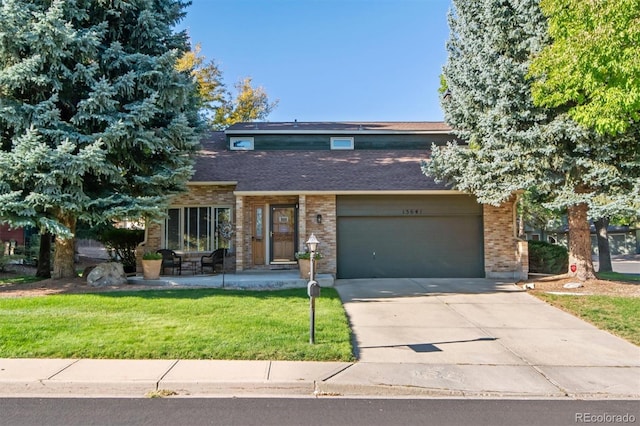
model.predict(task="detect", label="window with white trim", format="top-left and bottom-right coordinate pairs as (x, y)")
top-left (164, 207), bottom-right (232, 251)
top-left (230, 137), bottom-right (254, 150)
top-left (330, 137), bottom-right (354, 150)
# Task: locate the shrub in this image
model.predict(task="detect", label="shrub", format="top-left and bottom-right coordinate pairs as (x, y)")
top-left (0, 255), bottom-right (22, 272)
top-left (98, 228), bottom-right (145, 272)
top-left (528, 240), bottom-right (568, 274)
top-left (0, 255), bottom-right (11, 272)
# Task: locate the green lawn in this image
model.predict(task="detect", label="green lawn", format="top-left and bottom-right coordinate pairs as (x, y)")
top-left (596, 271), bottom-right (640, 282)
top-left (536, 293), bottom-right (640, 346)
top-left (0, 288), bottom-right (354, 361)
top-left (0, 275), bottom-right (42, 286)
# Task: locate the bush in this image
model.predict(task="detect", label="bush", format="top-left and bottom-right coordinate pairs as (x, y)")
top-left (0, 255), bottom-right (11, 272)
top-left (0, 255), bottom-right (23, 272)
top-left (528, 240), bottom-right (568, 274)
top-left (98, 228), bottom-right (145, 272)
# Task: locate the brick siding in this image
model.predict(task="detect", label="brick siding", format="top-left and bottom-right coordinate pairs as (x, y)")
top-left (301, 195), bottom-right (337, 275)
top-left (147, 185), bottom-right (526, 279)
top-left (141, 184), bottom-right (236, 267)
top-left (483, 196), bottom-right (528, 279)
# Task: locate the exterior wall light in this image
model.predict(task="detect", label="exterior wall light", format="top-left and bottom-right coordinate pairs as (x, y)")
top-left (316, 214), bottom-right (322, 224)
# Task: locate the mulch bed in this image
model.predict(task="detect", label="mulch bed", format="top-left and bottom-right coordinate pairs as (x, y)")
top-left (519, 274), bottom-right (640, 297)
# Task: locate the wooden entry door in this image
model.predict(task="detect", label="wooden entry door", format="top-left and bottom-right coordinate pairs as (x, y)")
top-left (270, 205), bottom-right (297, 263)
top-left (252, 205), bottom-right (265, 265)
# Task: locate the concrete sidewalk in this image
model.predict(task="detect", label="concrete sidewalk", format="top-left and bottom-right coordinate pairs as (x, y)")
top-left (0, 278), bottom-right (638, 399)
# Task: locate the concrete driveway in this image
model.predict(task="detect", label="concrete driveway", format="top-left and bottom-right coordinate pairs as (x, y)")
top-left (332, 278), bottom-right (640, 398)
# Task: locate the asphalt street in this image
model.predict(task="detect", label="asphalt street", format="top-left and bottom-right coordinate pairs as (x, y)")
top-left (1, 398), bottom-right (638, 426)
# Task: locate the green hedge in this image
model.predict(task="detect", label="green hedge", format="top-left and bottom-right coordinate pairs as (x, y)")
top-left (528, 240), bottom-right (568, 274)
top-left (98, 228), bottom-right (144, 272)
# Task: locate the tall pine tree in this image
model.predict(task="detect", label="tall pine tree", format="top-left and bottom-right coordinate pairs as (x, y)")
top-left (0, 0), bottom-right (201, 278)
top-left (423, 0), bottom-right (639, 281)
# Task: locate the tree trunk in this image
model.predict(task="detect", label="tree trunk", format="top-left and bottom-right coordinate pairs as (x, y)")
top-left (35, 232), bottom-right (52, 278)
top-left (567, 202), bottom-right (596, 281)
top-left (518, 202), bottom-right (525, 238)
top-left (594, 217), bottom-right (612, 273)
top-left (52, 213), bottom-right (77, 279)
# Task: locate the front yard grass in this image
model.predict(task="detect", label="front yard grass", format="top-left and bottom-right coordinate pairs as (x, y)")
top-left (596, 271), bottom-right (640, 282)
top-left (0, 275), bottom-right (42, 286)
top-left (0, 288), bottom-right (354, 361)
top-left (535, 293), bottom-right (640, 346)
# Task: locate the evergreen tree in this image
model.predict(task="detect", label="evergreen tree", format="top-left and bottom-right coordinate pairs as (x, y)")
top-left (423, 0), bottom-right (639, 281)
top-left (0, 0), bottom-right (201, 278)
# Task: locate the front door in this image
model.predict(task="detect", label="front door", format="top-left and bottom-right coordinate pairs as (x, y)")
top-left (270, 205), bottom-right (297, 263)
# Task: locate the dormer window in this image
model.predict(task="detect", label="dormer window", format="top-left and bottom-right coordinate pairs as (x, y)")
top-left (230, 137), bottom-right (254, 150)
top-left (331, 137), bottom-right (354, 150)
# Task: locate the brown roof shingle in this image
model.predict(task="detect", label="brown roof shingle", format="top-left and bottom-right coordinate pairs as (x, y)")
top-left (192, 132), bottom-right (450, 192)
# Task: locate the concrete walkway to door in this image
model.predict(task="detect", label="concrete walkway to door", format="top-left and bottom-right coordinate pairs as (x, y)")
top-left (328, 278), bottom-right (640, 398)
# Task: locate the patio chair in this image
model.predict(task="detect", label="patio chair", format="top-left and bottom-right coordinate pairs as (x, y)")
top-left (156, 249), bottom-right (182, 275)
top-left (201, 248), bottom-right (227, 274)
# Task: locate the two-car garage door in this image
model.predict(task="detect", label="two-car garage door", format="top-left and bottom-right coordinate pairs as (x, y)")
top-left (336, 195), bottom-right (484, 278)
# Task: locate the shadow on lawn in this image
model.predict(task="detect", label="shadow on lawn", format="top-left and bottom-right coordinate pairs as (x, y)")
top-left (91, 287), bottom-right (341, 301)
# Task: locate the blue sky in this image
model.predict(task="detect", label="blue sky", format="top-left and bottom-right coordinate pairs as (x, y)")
top-left (178, 0), bottom-right (452, 122)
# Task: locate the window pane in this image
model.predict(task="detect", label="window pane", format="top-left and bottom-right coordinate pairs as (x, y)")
top-left (166, 206), bottom-right (219, 252)
top-left (331, 137), bottom-right (354, 150)
top-left (255, 207), bottom-right (263, 238)
top-left (185, 208), bottom-right (198, 251)
top-left (183, 207), bottom-right (212, 252)
top-left (166, 209), bottom-right (180, 250)
top-left (198, 207), bottom-right (210, 251)
top-left (230, 137), bottom-right (254, 150)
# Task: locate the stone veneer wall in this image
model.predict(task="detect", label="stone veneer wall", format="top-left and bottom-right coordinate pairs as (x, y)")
top-left (483, 196), bottom-right (528, 280)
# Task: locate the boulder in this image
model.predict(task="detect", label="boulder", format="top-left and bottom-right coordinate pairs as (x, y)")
top-left (86, 262), bottom-right (128, 287)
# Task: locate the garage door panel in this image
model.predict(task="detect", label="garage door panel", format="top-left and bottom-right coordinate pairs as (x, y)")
top-left (337, 216), bottom-right (483, 279)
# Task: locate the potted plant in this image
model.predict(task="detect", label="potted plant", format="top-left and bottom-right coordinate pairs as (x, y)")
top-left (295, 251), bottom-right (323, 279)
top-left (142, 252), bottom-right (163, 280)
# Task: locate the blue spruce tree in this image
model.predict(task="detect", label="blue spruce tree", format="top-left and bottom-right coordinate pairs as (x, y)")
top-left (424, 0), bottom-right (639, 280)
top-left (0, 0), bottom-right (202, 278)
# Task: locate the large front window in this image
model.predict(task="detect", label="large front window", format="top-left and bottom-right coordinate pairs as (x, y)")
top-left (165, 207), bottom-right (232, 252)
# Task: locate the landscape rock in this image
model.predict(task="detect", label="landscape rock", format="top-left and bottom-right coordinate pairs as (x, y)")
top-left (563, 282), bottom-right (583, 289)
top-left (86, 262), bottom-right (128, 287)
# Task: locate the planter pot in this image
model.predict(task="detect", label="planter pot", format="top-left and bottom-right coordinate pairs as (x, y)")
top-left (298, 258), bottom-right (320, 280)
top-left (142, 259), bottom-right (162, 280)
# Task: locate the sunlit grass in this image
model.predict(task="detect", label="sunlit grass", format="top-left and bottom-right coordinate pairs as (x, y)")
top-left (596, 271), bottom-right (640, 282)
top-left (0, 275), bottom-right (43, 286)
top-left (0, 288), bottom-right (354, 361)
top-left (536, 293), bottom-right (640, 345)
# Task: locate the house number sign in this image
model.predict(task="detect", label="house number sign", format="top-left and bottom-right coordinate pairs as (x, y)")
top-left (402, 209), bottom-right (423, 215)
